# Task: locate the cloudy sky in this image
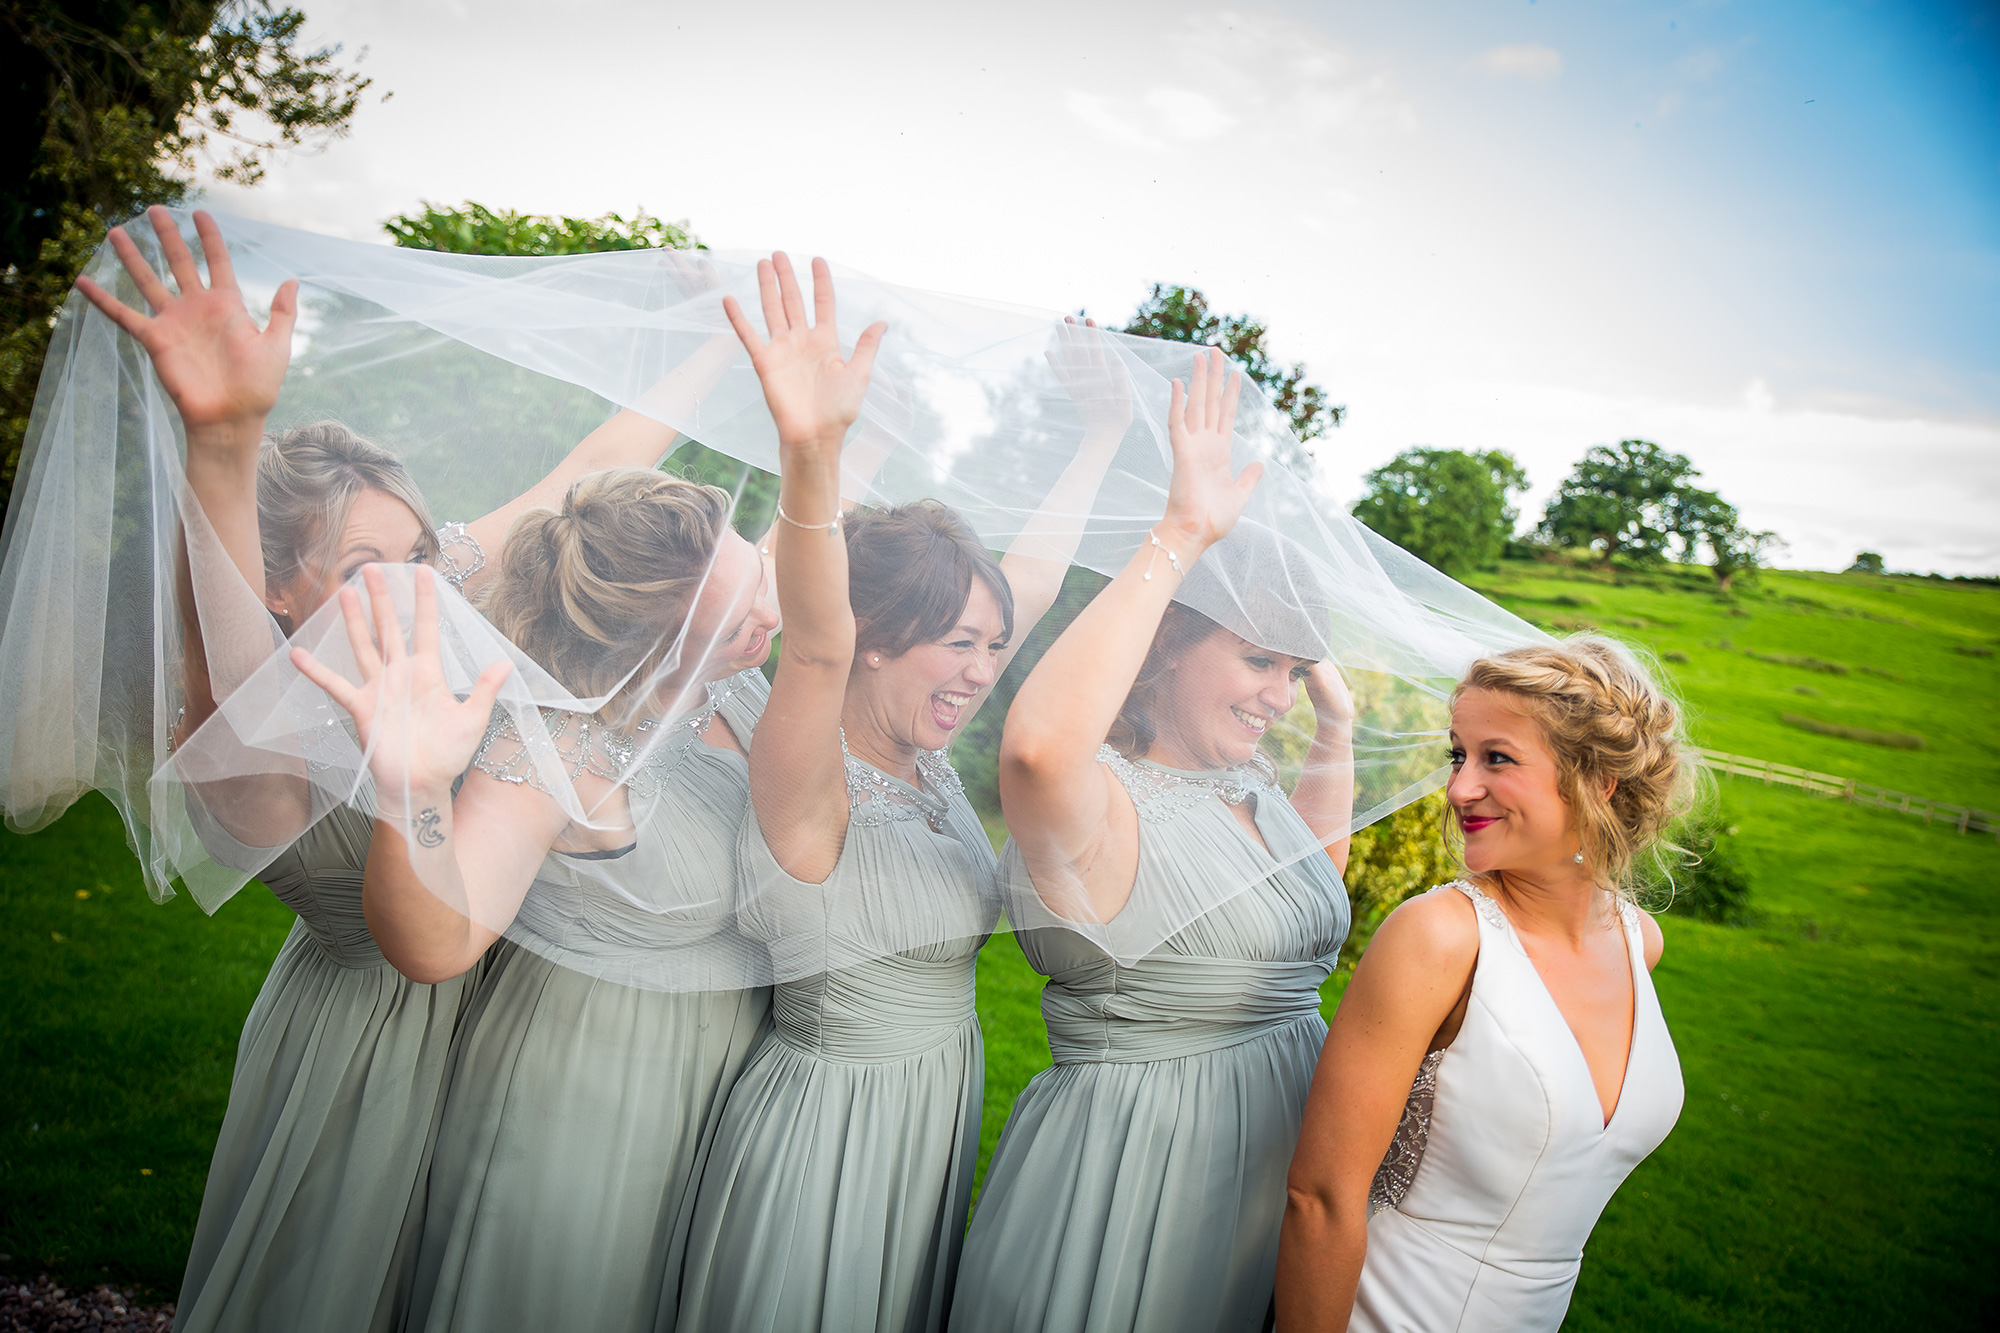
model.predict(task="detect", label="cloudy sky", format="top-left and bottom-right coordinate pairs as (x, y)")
top-left (202, 0), bottom-right (1999, 573)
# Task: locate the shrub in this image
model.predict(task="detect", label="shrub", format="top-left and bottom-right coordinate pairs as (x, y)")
top-left (1339, 790), bottom-right (1455, 971)
top-left (1662, 809), bottom-right (1753, 924)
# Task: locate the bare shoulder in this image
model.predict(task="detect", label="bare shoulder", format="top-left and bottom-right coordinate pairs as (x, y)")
top-left (1638, 908), bottom-right (1666, 970)
top-left (1365, 885), bottom-right (1480, 974)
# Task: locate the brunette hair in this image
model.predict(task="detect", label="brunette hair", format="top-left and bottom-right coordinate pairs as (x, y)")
top-left (1453, 635), bottom-right (1701, 900)
top-left (257, 422), bottom-right (440, 604)
top-left (480, 468), bottom-right (732, 723)
top-left (1107, 529), bottom-right (1333, 758)
top-left (845, 501), bottom-right (1013, 658)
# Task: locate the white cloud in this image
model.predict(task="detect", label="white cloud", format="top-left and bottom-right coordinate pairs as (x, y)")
top-left (1478, 44), bottom-right (1563, 81)
top-left (1063, 90), bottom-right (1165, 151)
top-left (1141, 87), bottom-right (1237, 142)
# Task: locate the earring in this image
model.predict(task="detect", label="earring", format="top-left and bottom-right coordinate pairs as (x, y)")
top-left (1573, 851), bottom-right (1585, 865)
top-left (868, 653), bottom-right (881, 668)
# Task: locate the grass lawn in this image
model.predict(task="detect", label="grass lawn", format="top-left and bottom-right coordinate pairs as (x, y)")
top-left (0, 794), bottom-right (293, 1294)
top-left (3, 563), bottom-right (1995, 1326)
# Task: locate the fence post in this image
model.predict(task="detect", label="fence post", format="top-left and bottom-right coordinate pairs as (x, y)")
top-left (1959, 810), bottom-right (1972, 835)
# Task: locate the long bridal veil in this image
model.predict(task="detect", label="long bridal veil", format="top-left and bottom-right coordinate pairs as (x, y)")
top-left (0, 208), bottom-right (1543, 985)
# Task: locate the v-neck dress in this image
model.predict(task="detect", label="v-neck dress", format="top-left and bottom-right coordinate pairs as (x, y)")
top-left (675, 747), bottom-right (998, 1333)
top-left (1351, 880), bottom-right (1684, 1332)
top-left (952, 749), bottom-right (1349, 1333)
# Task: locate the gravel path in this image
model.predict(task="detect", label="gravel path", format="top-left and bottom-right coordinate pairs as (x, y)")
top-left (0, 1275), bottom-right (173, 1331)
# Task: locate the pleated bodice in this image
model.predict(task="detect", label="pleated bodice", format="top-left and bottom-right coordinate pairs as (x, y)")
top-left (504, 671), bottom-right (769, 990)
top-left (1352, 881), bottom-right (1684, 1332)
top-left (735, 745), bottom-right (998, 1048)
top-left (1011, 755), bottom-right (1348, 1062)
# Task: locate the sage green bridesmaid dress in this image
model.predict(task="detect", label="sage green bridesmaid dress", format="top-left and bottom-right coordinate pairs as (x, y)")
top-left (172, 798), bottom-right (476, 1333)
top-left (675, 745), bottom-right (999, 1333)
top-left (170, 531), bottom-right (493, 1333)
top-left (951, 747), bottom-right (1350, 1333)
top-left (406, 671), bottom-right (773, 1333)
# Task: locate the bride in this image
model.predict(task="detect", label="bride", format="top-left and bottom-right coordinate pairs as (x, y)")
top-left (1275, 637), bottom-right (1690, 1331)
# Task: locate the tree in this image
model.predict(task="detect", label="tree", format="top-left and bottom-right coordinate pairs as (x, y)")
top-left (379, 202), bottom-right (773, 532)
top-left (2, 0), bottom-right (373, 516)
top-left (1120, 284), bottom-right (1342, 476)
top-left (1667, 485), bottom-right (1781, 591)
top-left (1540, 439), bottom-right (1700, 563)
top-left (1350, 447), bottom-right (1527, 578)
top-left (1847, 551), bottom-right (1886, 575)
top-left (383, 201), bottom-right (701, 256)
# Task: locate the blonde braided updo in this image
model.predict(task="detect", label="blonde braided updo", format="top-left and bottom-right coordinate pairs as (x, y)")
top-left (1454, 635), bottom-right (1701, 900)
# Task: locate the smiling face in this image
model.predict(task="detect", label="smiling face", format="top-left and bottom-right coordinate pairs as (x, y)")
top-left (682, 528), bottom-right (780, 680)
top-left (1152, 627), bottom-right (1313, 770)
top-left (1447, 687), bottom-right (1581, 879)
top-left (266, 487), bottom-right (430, 624)
top-left (857, 577), bottom-right (1009, 752)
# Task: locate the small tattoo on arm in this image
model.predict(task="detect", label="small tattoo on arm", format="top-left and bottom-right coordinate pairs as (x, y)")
top-left (415, 807), bottom-right (446, 848)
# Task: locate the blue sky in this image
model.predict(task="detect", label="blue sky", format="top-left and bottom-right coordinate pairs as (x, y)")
top-left (206, 0), bottom-right (1999, 572)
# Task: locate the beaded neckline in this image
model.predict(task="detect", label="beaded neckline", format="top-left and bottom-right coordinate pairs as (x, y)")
top-left (841, 729), bottom-right (964, 831)
top-left (472, 670), bottom-right (756, 801)
top-left (1097, 743), bottom-right (1278, 824)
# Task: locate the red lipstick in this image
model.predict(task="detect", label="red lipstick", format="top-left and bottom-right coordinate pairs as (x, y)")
top-left (1459, 815), bottom-right (1498, 834)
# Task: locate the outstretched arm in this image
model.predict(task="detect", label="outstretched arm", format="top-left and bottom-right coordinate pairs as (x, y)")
top-left (76, 207), bottom-right (296, 738)
top-left (1276, 890), bottom-right (1478, 1330)
top-left (452, 326), bottom-right (743, 597)
top-left (999, 349), bottom-right (1260, 922)
top-left (978, 318), bottom-right (1131, 712)
top-left (726, 254), bottom-right (886, 884)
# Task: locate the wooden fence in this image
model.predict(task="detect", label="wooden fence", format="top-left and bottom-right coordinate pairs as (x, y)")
top-left (1696, 748), bottom-right (1999, 838)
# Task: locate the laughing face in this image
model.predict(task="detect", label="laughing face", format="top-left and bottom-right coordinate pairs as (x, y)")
top-left (859, 578), bottom-right (1009, 753)
top-left (1446, 687), bottom-right (1580, 878)
top-left (1153, 627), bottom-right (1313, 770)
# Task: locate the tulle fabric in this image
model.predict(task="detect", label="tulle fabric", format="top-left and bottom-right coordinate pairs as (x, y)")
top-left (0, 207), bottom-right (1544, 986)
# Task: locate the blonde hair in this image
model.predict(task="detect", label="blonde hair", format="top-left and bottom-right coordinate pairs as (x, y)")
top-left (258, 422), bottom-right (440, 604)
top-left (480, 468), bottom-right (731, 724)
top-left (1454, 635), bottom-right (1701, 901)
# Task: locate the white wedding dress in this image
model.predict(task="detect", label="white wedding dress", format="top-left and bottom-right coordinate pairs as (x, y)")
top-left (1351, 881), bottom-right (1684, 1332)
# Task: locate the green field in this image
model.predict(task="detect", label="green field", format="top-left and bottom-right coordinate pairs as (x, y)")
top-left (4, 561), bottom-right (1997, 1327)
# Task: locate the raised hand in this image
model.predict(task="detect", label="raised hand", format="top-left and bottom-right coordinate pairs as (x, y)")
top-left (1159, 346), bottom-right (1263, 554)
top-left (1047, 317), bottom-right (1134, 441)
top-left (722, 253), bottom-right (886, 455)
top-left (289, 566), bottom-right (514, 802)
top-left (1304, 660), bottom-right (1357, 728)
top-left (74, 207), bottom-right (296, 449)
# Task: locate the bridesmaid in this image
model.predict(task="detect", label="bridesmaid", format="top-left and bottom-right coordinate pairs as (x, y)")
top-left (76, 207), bottom-right (713, 1333)
top-left (384, 469), bottom-right (780, 1333)
top-left (674, 256), bottom-right (1106, 1333)
top-left (1276, 637), bottom-right (1689, 1331)
top-left (953, 348), bottom-right (1356, 1332)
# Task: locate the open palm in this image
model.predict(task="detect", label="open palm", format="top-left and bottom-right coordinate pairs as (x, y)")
top-left (74, 207), bottom-right (296, 433)
top-left (1161, 346), bottom-right (1264, 550)
top-left (723, 253), bottom-right (886, 453)
top-left (290, 567), bottom-right (514, 800)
